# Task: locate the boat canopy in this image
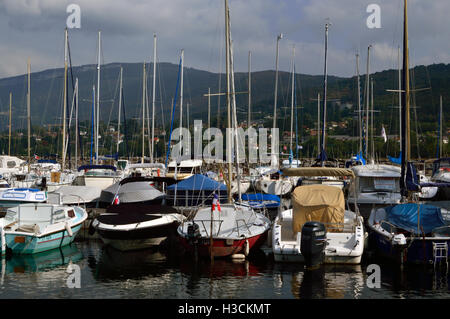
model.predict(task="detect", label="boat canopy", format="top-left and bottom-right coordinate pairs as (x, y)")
top-left (126, 163), bottom-right (166, 170)
top-left (283, 167), bottom-right (355, 178)
top-left (78, 165), bottom-right (117, 172)
top-left (167, 174), bottom-right (226, 191)
top-left (291, 184), bottom-right (345, 233)
top-left (386, 203), bottom-right (446, 235)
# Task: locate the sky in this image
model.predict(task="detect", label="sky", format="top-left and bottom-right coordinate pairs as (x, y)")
top-left (0, 0), bottom-right (449, 79)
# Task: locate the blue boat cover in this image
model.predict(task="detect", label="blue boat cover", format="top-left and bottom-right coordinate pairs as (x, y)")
top-left (78, 165), bottom-right (117, 172)
top-left (388, 151), bottom-right (402, 165)
top-left (167, 174), bottom-right (227, 191)
top-left (386, 203), bottom-right (446, 235)
top-left (241, 193), bottom-right (280, 208)
top-left (37, 159), bottom-right (57, 164)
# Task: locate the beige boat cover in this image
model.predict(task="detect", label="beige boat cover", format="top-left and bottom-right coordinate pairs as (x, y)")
top-left (292, 184), bottom-right (345, 233)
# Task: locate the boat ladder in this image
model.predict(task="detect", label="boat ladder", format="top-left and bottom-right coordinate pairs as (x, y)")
top-left (432, 242), bottom-right (448, 267)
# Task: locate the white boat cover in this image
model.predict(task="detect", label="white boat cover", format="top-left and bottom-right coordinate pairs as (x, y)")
top-left (100, 181), bottom-right (164, 204)
top-left (50, 185), bottom-right (103, 205)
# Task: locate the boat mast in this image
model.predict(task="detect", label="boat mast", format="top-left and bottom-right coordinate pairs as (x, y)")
top-left (96, 30), bottom-right (101, 165)
top-left (289, 45), bottom-right (295, 159)
top-left (400, 0), bottom-right (410, 197)
top-left (8, 92), bottom-right (12, 156)
top-left (225, 0), bottom-right (232, 203)
top-left (440, 95), bottom-right (443, 158)
top-left (364, 45), bottom-right (371, 160)
top-left (371, 78), bottom-right (375, 162)
top-left (27, 59), bottom-right (31, 171)
top-left (320, 23), bottom-right (329, 166)
top-left (180, 50), bottom-right (184, 146)
top-left (75, 77), bottom-right (79, 169)
top-left (248, 51), bottom-right (251, 129)
top-left (317, 93), bottom-right (320, 156)
top-left (398, 46), bottom-right (402, 151)
top-left (62, 28), bottom-right (68, 171)
top-left (117, 67), bottom-right (123, 155)
top-left (356, 53), bottom-right (362, 155)
top-left (273, 33), bottom-right (283, 131)
top-left (151, 34), bottom-right (157, 163)
top-left (228, 2), bottom-right (242, 203)
top-left (142, 62), bottom-right (146, 164)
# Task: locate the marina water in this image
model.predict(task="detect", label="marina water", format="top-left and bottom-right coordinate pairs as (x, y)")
top-left (0, 238), bottom-right (448, 299)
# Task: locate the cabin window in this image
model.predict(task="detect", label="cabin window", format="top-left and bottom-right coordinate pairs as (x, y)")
top-left (359, 177), bottom-right (400, 193)
top-left (7, 161), bottom-right (17, 168)
top-left (67, 209), bottom-right (75, 218)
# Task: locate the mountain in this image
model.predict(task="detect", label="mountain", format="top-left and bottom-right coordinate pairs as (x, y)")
top-left (0, 61), bottom-right (448, 137)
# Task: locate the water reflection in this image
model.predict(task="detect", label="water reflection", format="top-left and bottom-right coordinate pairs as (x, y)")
top-left (3, 244), bottom-right (82, 275)
top-left (272, 263), bottom-right (365, 299)
top-left (90, 245), bottom-right (171, 281)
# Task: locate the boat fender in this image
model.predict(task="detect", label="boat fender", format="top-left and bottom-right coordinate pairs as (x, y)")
top-left (88, 220), bottom-right (97, 236)
top-left (65, 222), bottom-right (73, 237)
top-left (244, 239), bottom-right (250, 256)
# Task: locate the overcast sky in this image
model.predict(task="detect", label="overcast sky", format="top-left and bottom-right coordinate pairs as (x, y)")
top-left (0, 0), bottom-right (449, 79)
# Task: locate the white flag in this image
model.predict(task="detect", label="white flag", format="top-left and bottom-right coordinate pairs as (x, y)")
top-left (381, 126), bottom-right (387, 143)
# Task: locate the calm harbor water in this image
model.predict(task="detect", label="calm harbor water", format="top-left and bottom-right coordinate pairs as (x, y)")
top-left (0, 238), bottom-right (449, 299)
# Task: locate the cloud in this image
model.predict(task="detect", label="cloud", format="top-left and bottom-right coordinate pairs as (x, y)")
top-left (0, 0), bottom-right (449, 79)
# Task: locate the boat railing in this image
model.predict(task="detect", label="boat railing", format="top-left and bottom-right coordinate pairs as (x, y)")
top-left (322, 220), bottom-right (357, 233)
top-left (235, 219), bottom-right (252, 236)
top-left (379, 220), bottom-right (398, 234)
top-left (196, 219), bottom-right (224, 237)
top-left (61, 194), bottom-right (87, 210)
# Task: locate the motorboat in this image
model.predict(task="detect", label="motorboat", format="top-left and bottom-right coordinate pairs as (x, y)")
top-left (254, 168), bottom-right (294, 196)
top-left (367, 203), bottom-right (450, 264)
top-left (165, 159), bottom-right (202, 181)
top-left (72, 165), bottom-right (121, 190)
top-left (0, 188), bottom-right (48, 217)
top-left (431, 158), bottom-right (450, 200)
top-left (1, 203), bottom-right (87, 255)
top-left (99, 176), bottom-right (166, 207)
top-left (91, 203), bottom-right (185, 251)
top-left (177, 203), bottom-right (271, 258)
top-left (348, 164), bottom-right (402, 220)
top-left (272, 168), bottom-right (365, 264)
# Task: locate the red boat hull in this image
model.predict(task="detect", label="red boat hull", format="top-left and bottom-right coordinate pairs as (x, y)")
top-left (178, 231), bottom-right (268, 258)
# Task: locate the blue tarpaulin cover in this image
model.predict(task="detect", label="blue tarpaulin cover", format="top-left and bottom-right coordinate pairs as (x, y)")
top-left (241, 193), bottom-right (280, 208)
top-left (167, 174), bottom-right (227, 191)
top-left (386, 203), bottom-right (446, 235)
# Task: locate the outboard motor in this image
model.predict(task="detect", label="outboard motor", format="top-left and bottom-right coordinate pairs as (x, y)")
top-left (187, 222), bottom-right (200, 240)
top-left (300, 221), bottom-right (327, 269)
top-left (41, 177), bottom-right (47, 190)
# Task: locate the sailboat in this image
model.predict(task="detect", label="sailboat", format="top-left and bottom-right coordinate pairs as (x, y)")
top-left (177, 0), bottom-right (271, 259)
top-left (367, 0), bottom-right (450, 265)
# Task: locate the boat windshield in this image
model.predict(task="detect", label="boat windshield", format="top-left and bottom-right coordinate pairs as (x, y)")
top-left (359, 177), bottom-right (400, 193)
